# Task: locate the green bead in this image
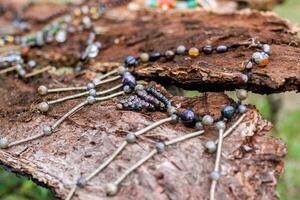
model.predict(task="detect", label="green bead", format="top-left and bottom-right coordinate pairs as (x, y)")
top-left (187, 0), bottom-right (197, 8)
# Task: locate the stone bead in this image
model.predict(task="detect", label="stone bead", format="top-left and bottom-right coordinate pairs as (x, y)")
top-left (188, 47), bottom-right (200, 57)
top-left (165, 50), bottom-right (175, 60)
top-left (38, 85), bottom-right (48, 95)
top-left (0, 138), bottom-right (9, 149)
top-left (202, 115), bottom-right (214, 125)
top-left (240, 74), bottom-right (249, 83)
top-left (167, 106), bottom-right (177, 116)
top-left (139, 53), bottom-right (149, 63)
top-left (216, 45), bottom-right (228, 53)
top-left (17, 68), bottom-right (26, 77)
top-left (122, 72), bottom-right (136, 88)
top-left (262, 44), bottom-right (271, 54)
top-left (170, 114), bottom-right (178, 123)
top-left (86, 44), bottom-right (99, 58)
top-left (176, 45), bottom-right (186, 55)
top-left (123, 85), bottom-right (132, 93)
top-left (126, 132), bottom-right (136, 143)
top-left (43, 126), bottom-right (53, 136)
top-left (238, 104), bottom-right (247, 114)
top-left (87, 82), bottom-right (95, 90)
top-left (210, 171), bottom-right (220, 180)
top-left (87, 96), bottom-right (96, 104)
top-left (245, 61), bottom-right (253, 69)
top-left (38, 102), bottom-right (49, 112)
top-left (252, 52), bottom-right (269, 67)
top-left (27, 60), bottom-right (37, 68)
top-left (106, 182), bottom-right (118, 196)
top-left (222, 105), bottom-right (235, 119)
top-left (156, 142), bottom-right (166, 153)
top-left (149, 52), bottom-right (161, 61)
top-left (55, 30), bottom-right (67, 43)
top-left (124, 56), bottom-right (138, 67)
top-left (195, 122), bottom-right (203, 130)
top-left (180, 109), bottom-right (197, 127)
top-left (134, 84), bottom-right (144, 91)
top-left (205, 140), bottom-right (217, 153)
top-left (202, 45), bottom-right (213, 54)
top-left (236, 89), bottom-right (248, 101)
top-left (117, 66), bottom-right (127, 74)
top-left (89, 89), bottom-right (97, 97)
top-left (216, 121), bottom-right (226, 130)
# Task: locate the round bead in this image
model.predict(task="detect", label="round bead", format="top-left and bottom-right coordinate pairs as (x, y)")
top-left (245, 61), bottom-right (253, 69)
top-left (222, 105), bottom-right (235, 119)
top-left (180, 109), bottom-right (197, 127)
top-left (17, 68), bottom-right (26, 77)
top-left (216, 121), bottom-right (226, 130)
top-left (240, 74), bottom-right (249, 83)
top-left (38, 102), bottom-right (49, 112)
top-left (87, 44), bottom-right (99, 58)
top-left (195, 122), bottom-right (203, 130)
top-left (139, 53), bottom-right (149, 63)
top-left (202, 45), bottom-right (213, 54)
top-left (149, 52), bottom-right (161, 61)
top-left (210, 171), bottom-right (220, 180)
top-left (238, 104), bottom-right (247, 114)
top-left (106, 182), bottom-right (118, 196)
top-left (76, 176), bottom-right (86, 187)
top-left (124, 56), bottom-right (138, 67)
top-left (170, 114), bottom-right (178, 123)
top-left (134, 84), bottom-right (144, 91)
top-left (38, 85), bottom-right (48, 95)
top-left (89, 89), bottom-right (97, 97)
top-left (165, 50), bottom-right (175, 60)
top-left (116, 103), bottom-right (123, 110)
top-left (167, 106), bottom-right (177, 116)
top-left (27, 60), bottom-right (37, 68)
top-left (122, 72), bottom-right (136, 88)
top-left (0, 138), bottom-right (9, 149)
top-left (126, 132), bottom-right (136, 143)
top-left (216, 45), bottom-right (228, 53)
top-left (156, 142), bottom-right (166, 153)
top-left (55, 30), bottom-right (67, 43)
top-left (123, 85), bottom-right (132, 93)
top-left (43, 126), bottom-right (52, 136)
top-left (205, 141), bottom-right (217, 153)
top-left (87, 96), bottom-right (96, 104)
top-left (176, 45), bottom-right (186, 55)
top-left (202, 115), bottom-right (214, 125)
top-left (262, 44), bottom-right (271, 54)
top-left (117, 66), bottom-right (127, 74)
top-left (252, 52), bottom-right (269, 67)
top-left (188, 47), bottom-right (200, 57)
top-left (86, 82), bottom-right (95, 90)
top-left (236, 89), bottom-right (248, 101)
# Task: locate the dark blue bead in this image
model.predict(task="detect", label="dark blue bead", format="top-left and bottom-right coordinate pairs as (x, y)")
top-left (216, 45), bottom-right (228, 53)
top-left (180, 109), bottom-right (197, 127)
top-left (122, 72), bottom-right (136, 88)
top-left (125, 56), bottom-right (138, 67)
top-left (149, 52), bottom-right (161, 61)
top-left (202, 45), bottom-right (213, 54)
top-left (222, 105), bottom-right (235, 119)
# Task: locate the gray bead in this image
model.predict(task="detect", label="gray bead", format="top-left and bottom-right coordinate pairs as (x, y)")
top-left (205, 140), bottom-right (216, 153)
top-left (106, 182), bottom-right (118, 196)
top-left (43, 126), bottom-right (53, 136)
top-left (117, 66), bottom-right (127, 74)
top-left (76, 176), bottom-right (86, 187)
top-left (195, 122), bottom-right (203, 130)
top-left (55, 30), bottom-right (67, 43)
top-left (202, 115), bottom-right (214, 125)
top-left (123, 85), bottom-right (132, 93)
top-left (240, 74), bottom-right (249, 83)
top-left (167, 106), bottom-right (177, 116)
top-left (126, 132), bottom-right (136, 143)
top-left (139, 53), bottom-right (149, 63)
top-left (252, 52), bottom-right (263, 65)
top-left (176, 45), bottom-right (186, 54)
top-left (87, 82), bottom-right (95, 90)
top-left (238, 104), bottom-right (247, 114)
top-left (134, 84), bottom-right (144, 91)
top-left (156, 142), bottom-right (166, 153)
top-left (87, 96), bottom-right (96, 104)
top-left (216, 121), bottom-right (226, 130)
top-left (0, 138), bottom-right (9, 149)
top-left (89, 89), bottom-right (97, 97)
top-left (170, 114), bottom-right (178, 123)
top-left (38, 85), bottom-right (48, 95)
top-left (236, 89), bottom-right (248, 101)
top-left (263, 44), bottom-right (270, 54)
top-left (210, 171), bottom-right (220, 180)
top-left (38, 102), bottom-right (49, 112)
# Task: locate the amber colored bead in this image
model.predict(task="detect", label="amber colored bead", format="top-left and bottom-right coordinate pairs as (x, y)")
top-left (89, 7), bottom-right (97, 15)
top-left (188, 47), bottom-right (200, 57)
top-left (5, 35), bottom-right (14, 43)
top-left (74, 8), bottom-right (81, 17)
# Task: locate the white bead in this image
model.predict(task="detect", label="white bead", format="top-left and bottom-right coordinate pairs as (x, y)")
top-left (106, 182), bottom-right (118, 196)
top-left (202, 115), bottom-right (214, 125)
top-left (205, 141), bottom-right (216, 153)
top-left (38, 85), bottom-right (48, 95)
top-left (38, 102), bottom-right (49, 112)
top-left (0, 138), bottom-right (9, 149)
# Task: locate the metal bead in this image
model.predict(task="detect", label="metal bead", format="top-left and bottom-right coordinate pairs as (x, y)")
top-left (165, 50), bottom-right (175, 60)
top-left (0, 138), bottom-right (9, 149)
top-left (176, 45), bottom-right (186, 54)
top-left (238, 104), bottom-right (247, 114)
top-left (87, 82), bottom-right (95, 90)
top-left (134, 84), bottom-right (144, 91)
top-left (123, 85), bottom-right (132, 93)
top-left (202, 45), bottom-right (213, 54)
top-left (216, 45), bottom-right (228, 53)
top-left (106, 182), bottom-right (119, 196)
top-left (139, 53), bottom-right (150, 63)
top-left (216, 121), bottom-right (226, 130)
top-left (43, 126), bottom-right (53, 136)
top-left (167, 106), bottom-right (177, 116)
top-left (89, 89), bottom-right (97, 97)
top-left (38, 85), bottom-right (48, 95)
top-left (210, 171), bottom-right (220, 180)
top-left (126, 132), bottom-right (136, 143)
top-left (222, 105), bottom-right (235, 119)
top-left (38, 102), bottom-right (49, 112)
top-left (202, 115), bottom-right (214, 125)
top-left (170, 114), bottom-right (178, 123)
top-left (205, 140), bottom-right (216, 153)
top-left (195, 122), bottom-right (203, 130)
top-left (236, 89), bottom-right (248, 101)
top-left (87, 96), bottom-right (96, 104)
top-left (156, 142), bottom-right (166, 153)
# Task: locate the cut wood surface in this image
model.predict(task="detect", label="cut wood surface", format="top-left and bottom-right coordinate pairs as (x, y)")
top-left (0, 77), bottom-right (286, 200)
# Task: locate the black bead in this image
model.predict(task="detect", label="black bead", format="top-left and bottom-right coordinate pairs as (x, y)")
top-left (180, 109), bottom-right (197, 127)
top-left (216, 45), bottom-right (228, 53)
top-left (149, 52), bottom-right (161, 61)
top-left (124, 56), bottom-right (138, 67)
top-left (221, 105), bottom-right (235, 119)
top-left (202, 45), bottom-right (213, 55)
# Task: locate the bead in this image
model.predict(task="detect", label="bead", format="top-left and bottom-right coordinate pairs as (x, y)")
top-left (116, 103), bottom-right (123, 110)
top-left (149, 52), bottom-right (161, 61)
top-left (89, 89), bottom-right (97, 97)
top-left (38, 102), bottom-right (49, 112)
top-left (222, 105), bottom-right (235, 119)
top-left (252, 52), bottom-right (269, 67)
top-left (122, 72), bottom-right (136, 88)
top-left (236, 89), bottom-right (248, 101)
top-left (188, 47), bottom-right (200, 57)
top-left (27, 60), bottom-right (37, 68)
top-left (126, 132), bottom-right (136, 143)
top-left (167, 106), bottom-right (177, 116)
top-left (86, 44), bottom-right (99, 58)
top-left (76, 176), bottom-right (86, 187)
top-left (240, 74), bottom-right (249, 83)
top-left (38, 85), bottom-right (48, 95)
top-left (55, 30), bottom-right (67, 43)
top-left (176, 45), bottom-right (186, 55)
top-left (43, 126), bottom-right (53, 136)
top-left (0, 138), bottom-right (9, 149)
top-left (210, 171), bottom-right (220, 180)
top-left (87, 82), bottom-right (95, 90)
top-left (106, 182), bottom-right (118, 196)
top-left (170, 114), bottom-right (178, 123)
top-left (245, 61), bottom-right (253, 69)
top-left (195, 122), bottom-right (203, 130)
top-left (125, 56), bottom-right (138, 67)
top-left (134, 84), bottom-right (144, 91)
top-left (117, 66), bottom-right (127, 74)
top-left (165, 50), bottom-right (175, 60)
top-left (139, 53), bottom-right (150, 63)
top-left (238, 104), bottom-right (247, 114)
top-left (156, 142), bottom-right (166, 153)
top-left (216, 121), bottom-right (226, 130)
top-left (180, 109), bottom-right (197, 127)
top-left (262, 44), bottom-right (271, 54)
top-left (123, 85), bottom-right (132, 93)
top-left (87, 96), bottom-right (96, 104)
top-left (17, 68), bottom-right (26, 77)
top-left (216, 45), bottom-right (228, 53)
top-left (205, 140), bottom-right (217, 153)
top-left (202, 45), bottom-right (213, 54)
top-left (202, 115), bottom-right (214, 125)
top-left (82, 16), bottom-right (92, 29)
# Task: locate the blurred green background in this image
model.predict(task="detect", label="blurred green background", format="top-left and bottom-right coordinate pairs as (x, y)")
top-left (0, 0), bottom-right (300, 199)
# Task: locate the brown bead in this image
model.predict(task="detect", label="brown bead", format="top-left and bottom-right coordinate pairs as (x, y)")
top-left (188, 47), bottom-right (200, 57)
